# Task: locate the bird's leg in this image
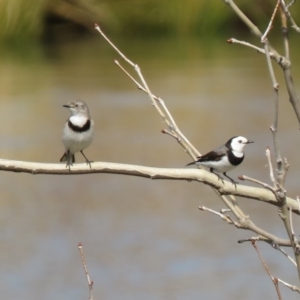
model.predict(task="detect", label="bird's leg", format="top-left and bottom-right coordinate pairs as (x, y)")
top-left (223, 172), bottom-right (239, 189)
top-left (80, 151), bottom-right (92, 169)
top-left (65, 150), bottom-right (73, 171)
top-left (210, 168), bottom-right (225, 184)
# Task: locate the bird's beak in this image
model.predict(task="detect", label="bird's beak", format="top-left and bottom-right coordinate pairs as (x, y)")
top-left (246, 140), bottom-right (254, 144)
top-left (63, 104), bottom-right (70, 108)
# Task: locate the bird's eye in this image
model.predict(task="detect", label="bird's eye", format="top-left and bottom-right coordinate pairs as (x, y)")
top-left (239, 140), bottom-right (242, 143)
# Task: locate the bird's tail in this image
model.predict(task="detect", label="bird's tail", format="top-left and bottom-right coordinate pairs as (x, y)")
top-left (60, 152), bottom-right (75, 163)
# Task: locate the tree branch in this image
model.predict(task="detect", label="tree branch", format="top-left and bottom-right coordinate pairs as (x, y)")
top-left (1, 159), bottom-right (300, 214)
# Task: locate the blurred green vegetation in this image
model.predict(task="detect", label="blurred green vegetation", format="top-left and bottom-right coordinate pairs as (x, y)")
top-left (0, 0), bottom-right (299, 43)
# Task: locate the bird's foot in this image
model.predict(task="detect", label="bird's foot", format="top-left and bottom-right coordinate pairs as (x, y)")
top-left (215, 174), bottom-right (225, 185)
top-left (85, 159), bottom-right (93, 169)
top-left (229, 179), bottom-right (239, 190)
top-left (65, 161), bottom-right (73, 171)
top-left (80, 151), bottom-right (92, 169)
top-left (223, 173), bottom-right (239, 190)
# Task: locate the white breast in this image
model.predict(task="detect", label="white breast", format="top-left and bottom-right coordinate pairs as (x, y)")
top-left (62, 119), bottom-right (94, 154)
top-left (69, 115), bottom-right (88, 127)
top-left (197, 156), bottom-right (237, 173)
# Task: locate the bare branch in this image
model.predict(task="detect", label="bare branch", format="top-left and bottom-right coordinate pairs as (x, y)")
top-left (261, 1), bottom-right (281, 41)
top-left (201, 206), bottom-right (293, 247)
top-left (273, 243), bottom-right (297, 266)
top-left (289, 208), bottom-right (300, 254)
top-left (251, 240), bottom-right (283, 300)
top-left (78, 243), bottom-right (93, 300)
top-left (260, 11), bottom-right (284, 184)
top-left (282, 158), bottom-right (290, 184)
top-left (95, 25), bottom-right (199, 160)
top-left (223, 0), bottom-right (262, 36)
top-left (266, 147), bottom-right (276, 188)
top-left (95, 24), bottom-right (135, 68)
top-left (277, 1), bottom-right (300, 126)
top-left (1, 159), bottom-right (300, 213)
top-left (245, 236), bottom-right (297, 266)
top-left (297, 196), bottom-right (300, 214)
top-left (224, 1), bottom-right (300, 124)
top-left (227, 38), bottom-right (270, 55)
top-left (115, 60), bottom-right (199, 158)
top-left (278, 278), bottom-right (300, 293)
top-left (238, 236), bottom-right (291, 248)
top-left (239, 175), bottom-right (276, 193)
top-left (199, 206), bottom-right (239, 226)
top-left (279, 0), bottom-right (300, 33)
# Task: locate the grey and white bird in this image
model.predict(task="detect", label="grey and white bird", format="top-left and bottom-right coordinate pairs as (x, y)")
top-left (60, 100), bottom-right (94, 169)
top-left (187, 136), bottom-right (253, 184)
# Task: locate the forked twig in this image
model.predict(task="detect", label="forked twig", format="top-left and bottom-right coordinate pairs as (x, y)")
top-left (279, 0), bottom-right (300, 33)
top-left (199, 206), bottom-right (240, 226)
top-left (272, 243), bottom-right (297, 266)
top-left (114, 60), bottom-right (199, 158)
top-left (95, 24), bottom-right (199, 160)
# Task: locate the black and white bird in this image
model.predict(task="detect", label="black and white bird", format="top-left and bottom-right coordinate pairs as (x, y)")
top-left (187, 136), bottom-right (253, 184)
top-left (60, 100), bottom-right (94, 169)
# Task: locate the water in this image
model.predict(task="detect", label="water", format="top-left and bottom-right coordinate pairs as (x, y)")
top-left (0, 36), bottom-right (300, 299)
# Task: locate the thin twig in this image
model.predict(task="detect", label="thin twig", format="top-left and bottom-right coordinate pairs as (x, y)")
top-left (95, 25), bottom-right (135, 68)
top-left (266, 147), bottom-right (276, 188)
top-left (228, 194), bottom-right (246, 219)
top-left (239, 175), bottom-right (276, 193)
top-left (286, 0), bottom-right (295, 10)
top-left (279, 3), bottom-right (290, 60)
top-left (225, 1), bottom-right (300, 124)
top-left (228, 37), bottom-right (289, 68)
top-left (277, 278), bottom-right (300, 293)
top-left (227, 38), bottom-right (272, 56)
top-left (94, 26), bottom-right (199, 161)
top-left (251, 241), bottom-right (282, 300)
top-left (279, 0), bottom-right (300, 33)
top-left (239, 237), bottom-right (295, 263)
top-left (78, 243), bottom-right (93, 300)
top-left (261, 3), bottom-right (284, 186)
top-left (199, 206), bottom-right (240, 226)
top-left (297, 196), bottom-right (300, 214)
top-left (200, 208), bottom-right (293, 247)
top-left (282, 157), bottom-right (290, 185)
top-left (210, 188), bottom-right (244, 220)
top-left (272, 243), bottom-right (297, 266)
top-left (238, 236), bottom-right (291, 247)
top-left (223, 0), bottom-right (262, 36)
top-left (115, 60), bottom-right (199, 157)
top-left (261, 1), bottom-right (281, 41)
top-left (289, 207), bottom-right (300, 254)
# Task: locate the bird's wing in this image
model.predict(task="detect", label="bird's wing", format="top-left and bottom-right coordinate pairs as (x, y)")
top-left (196, 145), bottom-right (227, 162)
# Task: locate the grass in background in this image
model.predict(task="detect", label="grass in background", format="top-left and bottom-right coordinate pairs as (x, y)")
top-left (0, 0), bottom-right (299, 43)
